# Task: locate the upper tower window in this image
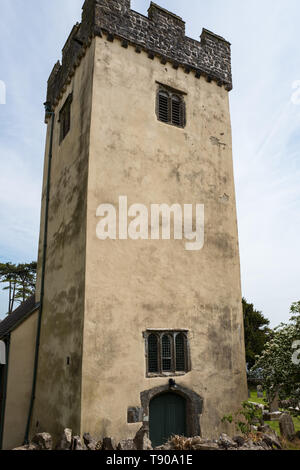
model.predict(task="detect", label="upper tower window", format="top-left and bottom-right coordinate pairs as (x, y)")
top-left (157, 86), bottom-right (186, 128)
top-left (59, 93), bottom-right (73, 143)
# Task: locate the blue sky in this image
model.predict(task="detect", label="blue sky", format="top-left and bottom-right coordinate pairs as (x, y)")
top-left (0, 0), bottom-right (299, 326)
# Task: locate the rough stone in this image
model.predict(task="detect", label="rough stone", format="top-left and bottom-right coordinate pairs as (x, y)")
top-left (279, 413), bottom-right (296, 441)
top-left (47, 0), bottom-right (233, 106)
top-left (71, 436), bottom-right (86, 450)
top-left (258, 440), bottom-right (270, 450)
top-left (83, 432), bottom-right (98, 450)
top-left (127, 406), bottom-right (143, 423)
top-left (155, 442), bottom-right (172, 450)
top-left (31, 433), bottom-right (53, 450)
top-left (134, 427), bottom-right (153, 450)
top-left (261, 433), bottom-right (282, 450)
top-left (13, 444), bottom-right (39, 451)
top-left (233, 436), bottom-right (246, 448)
top-left (258, 425), bottom-right (282, 450)
top-left (218, 433), bottom-right (238, 449)
top-left (240, 439), bottom-right (255, 449)
top-left (239, 441), bottom-right (266, 451)
top-left (156, 434), bottom-right (271, 451)
top-left (56, 428), bottom-right (72, 450)
top-left (102, 437), bottom-right (116, 450)
top-left (117, 439), bottom-right (137, 450)
top-left (13, 426), bottom-right (279, 452)
top-left (192, 442), bottom-right (220, 450)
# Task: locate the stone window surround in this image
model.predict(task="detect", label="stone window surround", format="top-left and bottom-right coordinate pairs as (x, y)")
top-left (156, 83), bottom-right (186, 129)
top-left (144, 329), bottom-right (191, 378)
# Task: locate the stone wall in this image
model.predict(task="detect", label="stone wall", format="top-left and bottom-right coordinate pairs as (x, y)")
top-left (46, 0), bottom-right (232, 106)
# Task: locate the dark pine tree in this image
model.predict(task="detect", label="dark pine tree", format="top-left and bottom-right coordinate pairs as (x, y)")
top-left (243, 298), bottom-right (271, 369)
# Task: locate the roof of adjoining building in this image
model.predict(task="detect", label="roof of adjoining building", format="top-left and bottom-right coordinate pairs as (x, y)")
top-left (0, 295), bottom-right (39, 339)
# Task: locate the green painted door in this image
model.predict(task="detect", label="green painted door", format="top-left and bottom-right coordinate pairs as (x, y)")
top-left (149, 393), bottom-right (187, 448)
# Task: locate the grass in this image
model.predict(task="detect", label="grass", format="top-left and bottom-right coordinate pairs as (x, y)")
top-left (265, 418), bottom-right (300, 435)
top-left (249, 389), bottom-right (268, 406)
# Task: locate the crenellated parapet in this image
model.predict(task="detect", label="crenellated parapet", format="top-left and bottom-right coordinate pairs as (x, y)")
top-left (46, 0), bottom-right (232, 107)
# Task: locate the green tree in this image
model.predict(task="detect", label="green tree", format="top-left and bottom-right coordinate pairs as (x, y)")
top-left (252, 303), bottom-right (300, 408)
top-left (0, 262), bottom-right (37, 314)
top-left (290, 301), bottom-right (300, 327)
top-left (243, 298), bottom-right (271, 368)
top-left (0, 263), bottom-right (18, 313)
top-left (14, 262), bottom-right (37, 304)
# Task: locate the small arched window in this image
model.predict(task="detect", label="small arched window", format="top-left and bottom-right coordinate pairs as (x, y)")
top-left (157, 87), bottom-right (185, 128)
top-left (146, 330), bottom-right (189, 376)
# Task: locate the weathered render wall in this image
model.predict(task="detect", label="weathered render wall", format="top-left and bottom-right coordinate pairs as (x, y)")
top-left (32, 42), bottom-right (95, 442)
top-left (31, 0), bottom-right (246, 444)
top-left (81, 35), bottom-right (247, 441)
top-left (2, 312), bottom-right (38, 450)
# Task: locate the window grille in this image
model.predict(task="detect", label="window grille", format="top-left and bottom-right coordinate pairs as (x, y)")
top-left (148, 334), bottom-right (159, 373)
top-left (175, 333), bottom-right (185, 372)
top-left (162, 335), bottom-right (172, 372)
top-left (145, 330), bottom-right (189, 376)
top-left (157, 87), bottom-right (185, 128)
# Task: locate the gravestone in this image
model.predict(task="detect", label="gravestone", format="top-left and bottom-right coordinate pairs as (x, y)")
top-left (257, 385), bottom-right (264, 399)
top-left (269, 392), bottom-right (280, 413)
top-left (279, 413), bottom-right (295, 441)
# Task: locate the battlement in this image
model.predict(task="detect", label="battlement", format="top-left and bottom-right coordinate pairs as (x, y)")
top-left (47, 0), bottom-right (232, 107)
top-left (148, 2), bottom-right (185, 34)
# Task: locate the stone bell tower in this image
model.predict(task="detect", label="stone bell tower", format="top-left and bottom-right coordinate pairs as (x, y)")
top-left (32, 0), bottom-right (247, 445)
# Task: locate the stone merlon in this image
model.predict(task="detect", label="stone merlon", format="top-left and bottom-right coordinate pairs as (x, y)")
top-left (47, 0), bottom-right (232, 106)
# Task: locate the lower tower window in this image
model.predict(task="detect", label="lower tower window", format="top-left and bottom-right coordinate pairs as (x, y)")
top-left (145, 330), bottom-right (190, 377)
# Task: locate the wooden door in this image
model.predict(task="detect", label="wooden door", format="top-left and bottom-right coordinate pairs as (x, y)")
top-left (149, 392), bottom-right (186, 448)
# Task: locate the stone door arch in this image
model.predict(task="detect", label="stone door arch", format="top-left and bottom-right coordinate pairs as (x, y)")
top-left (140, 383), bottom-right (203, 442)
